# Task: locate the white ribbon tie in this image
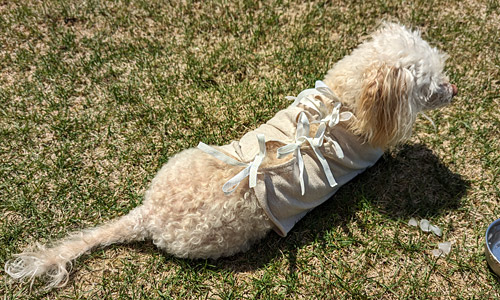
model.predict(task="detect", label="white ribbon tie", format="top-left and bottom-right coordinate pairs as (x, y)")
top-left (277, 112), bottom-right (337, 195)
top-left (197, 80), bottom-right (354, 197)
top-left (198, 134), bottom-right (266, 194)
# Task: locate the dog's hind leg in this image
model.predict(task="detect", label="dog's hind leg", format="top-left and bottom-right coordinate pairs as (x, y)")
top-left (4, 206), bottom-right (149, 289)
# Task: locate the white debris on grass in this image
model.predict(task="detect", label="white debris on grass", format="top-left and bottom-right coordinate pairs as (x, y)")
top-left (408, 218), bottom-right (443, 237)
top-left (419, 219), bottom-right (431, 232)
top-left (432, 242), bottom-right (452, 257)
top-left (430, 224), bottom-right (442, 237)
top-left (408, 217), bottom-right (451, 257)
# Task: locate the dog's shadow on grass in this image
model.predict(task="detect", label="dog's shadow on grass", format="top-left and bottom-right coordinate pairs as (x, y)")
top-left (209, 143), bottom-right (470, 273)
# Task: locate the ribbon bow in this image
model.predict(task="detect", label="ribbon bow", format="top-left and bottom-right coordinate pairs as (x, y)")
top-left (287, 81), bottom-right (353, 160)
top-left (198, 134), bottom-right (266, 194)
top-left (312, 102), bottom-right (353, 159)
top-left (277, 112), bottom-right (337, 195)
top-left (313, 102), bottom-right (353, 127)
top-left (287, 81), bottom-right (339, 118)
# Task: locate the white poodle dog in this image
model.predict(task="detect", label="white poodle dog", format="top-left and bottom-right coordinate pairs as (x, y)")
top-left (5, 23), bottom-right (457, 288)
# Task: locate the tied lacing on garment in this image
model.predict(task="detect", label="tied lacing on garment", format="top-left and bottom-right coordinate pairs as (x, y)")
top-left (315, 102), bottom-right (353, 159)
top-left (197, 80), bottom-right (352, 195)
top-left (278, 81), bottom-right (353, 194)
top-left (276, 112), bottom-right (335, 195)
top-left (197, 134), bottom-right (266, 195)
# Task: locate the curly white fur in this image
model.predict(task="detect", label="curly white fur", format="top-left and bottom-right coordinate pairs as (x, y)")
top-left (4, 23), bottom-right (456, 289)
top-left (323, 23), bottom-right (455, 147)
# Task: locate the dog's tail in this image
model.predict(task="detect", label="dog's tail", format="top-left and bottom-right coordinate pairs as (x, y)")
top-left (4, 207), bottom-right (147, 289)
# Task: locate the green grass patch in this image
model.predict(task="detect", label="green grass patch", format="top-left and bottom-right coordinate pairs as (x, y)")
top-left (1, 0), bottom-right (499, 298)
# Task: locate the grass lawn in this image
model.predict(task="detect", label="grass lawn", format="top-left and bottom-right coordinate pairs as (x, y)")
top-left (1, 0), bottom-right (499, 299)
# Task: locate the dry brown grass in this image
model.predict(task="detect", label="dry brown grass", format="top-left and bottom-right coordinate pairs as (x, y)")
top-left (1, 0), bottom-right (499, 299)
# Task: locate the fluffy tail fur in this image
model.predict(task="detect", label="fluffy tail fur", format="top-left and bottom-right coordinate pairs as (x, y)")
top-left (5, 207), bottom-right (147, 289)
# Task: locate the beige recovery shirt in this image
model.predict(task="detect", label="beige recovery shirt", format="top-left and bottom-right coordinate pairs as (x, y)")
top-left (199, 81), bottom-right (383, 237)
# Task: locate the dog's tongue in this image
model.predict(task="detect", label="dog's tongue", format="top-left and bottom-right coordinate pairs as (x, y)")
top-left (451, 84), bottom-right (458, 96)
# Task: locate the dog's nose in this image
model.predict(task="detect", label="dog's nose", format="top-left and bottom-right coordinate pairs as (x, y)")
top-left (451, 84), bottom-right (458, 96)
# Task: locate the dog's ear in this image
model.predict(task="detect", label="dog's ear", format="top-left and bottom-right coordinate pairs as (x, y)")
top-left (353, 64), bottom-right (415, 148)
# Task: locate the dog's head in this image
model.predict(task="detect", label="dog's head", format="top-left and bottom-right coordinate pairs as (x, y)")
top-left (324, 23), bottom-right (457, 148)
